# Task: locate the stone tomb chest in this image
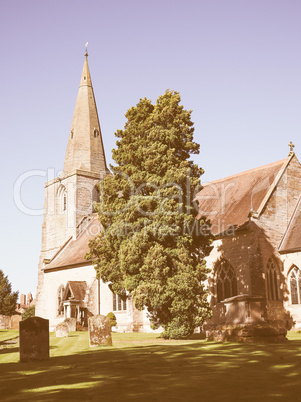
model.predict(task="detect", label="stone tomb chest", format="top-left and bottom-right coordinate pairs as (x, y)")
top-left (207, 295), bottom-right (287, 342)
top-left (222, 294), bottom-right (266, 325)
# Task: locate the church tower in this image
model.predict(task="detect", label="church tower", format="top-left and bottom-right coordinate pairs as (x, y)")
top-left (36, 50), bottom-right (109, 316)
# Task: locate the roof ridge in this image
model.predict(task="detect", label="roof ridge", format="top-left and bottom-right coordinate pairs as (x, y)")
top-left (202, 158), bottom-right (288, 186)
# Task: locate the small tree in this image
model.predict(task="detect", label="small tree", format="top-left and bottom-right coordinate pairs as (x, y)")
top-left (0, 270), bottom-right (18, 316)
top-left (87, 91), bottom-right (213, 339)
top-left (21, 305), bottom-right (35, 320)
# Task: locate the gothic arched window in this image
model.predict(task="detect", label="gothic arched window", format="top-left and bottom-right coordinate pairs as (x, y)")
top-left (289, 266), bottom-right (301, 304)
top-left (216, 260), bottom-right (238, 302)
top-left (92, 185), bottom-right (100, 213)
top-left (266, 258), bottom-right (279, 301)
top-left (57, 185), bottom-right (67, 214)
top-left (57, 285), bottom-right (64, 316)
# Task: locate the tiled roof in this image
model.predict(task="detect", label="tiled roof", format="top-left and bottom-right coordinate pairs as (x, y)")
top-left (196, 159), bottom-right (287, 235)
top-left (44, 215), bottom-right (101, 270)
top-left (65, 281), bottom-right (87, 301)
top-left (279, 196), bottom-right (301, 253)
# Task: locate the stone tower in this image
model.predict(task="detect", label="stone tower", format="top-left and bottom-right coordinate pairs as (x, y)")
top-left (35, 51), bottom-right (109, 316)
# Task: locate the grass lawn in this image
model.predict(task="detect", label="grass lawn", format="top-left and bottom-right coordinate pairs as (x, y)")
top-left (0, 330), bottom-right (19, 343)
top-left (1, 331), bottom-right (301, 401)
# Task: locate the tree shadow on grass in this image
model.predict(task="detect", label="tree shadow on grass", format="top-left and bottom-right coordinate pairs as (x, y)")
top-left (1, 339), bottom-right (301, 402)
top-left (0, 346), bottom-right (19, 355)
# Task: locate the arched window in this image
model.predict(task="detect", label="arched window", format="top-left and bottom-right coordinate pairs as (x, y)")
top-left (57, 285), bottom-right (64, 316)
top-left (266, 258), bottom-right (279, 301)
top-left (289, 266), bottom-right (301, 304)
top-left (57, 185), bottom-right (67, 214)
top-left (216, 259), bottom-right (238, 302)
top-left (92, 185), bottom-right (100, 213)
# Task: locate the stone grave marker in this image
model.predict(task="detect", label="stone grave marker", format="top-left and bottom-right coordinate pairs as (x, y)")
top-left (55, 322), bottom-right (69, 337)
top-left (88, 315), bottom-right (112, 347)
top-left (11, 315), bottom-right (22, 330)
top-left (64, 317), bottom-right (76, 332)
top-left (0, 315), bottom-right (11, 329)
top-left (19, 317), bottom-right (49, 362)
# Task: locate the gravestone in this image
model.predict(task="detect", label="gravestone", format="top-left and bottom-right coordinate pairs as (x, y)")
top-left (11, 315), bottom-right (22, 330)
top-left (88, 315), bottom-right (112, 347)
top-left (19, 317), bottom-right (49, 362)
top-left (55, 322), bottom-right (69, 337)
top-left (0, 315), bottom-right (11, 329)
top-left (64, 317), bottom-right (76, 332)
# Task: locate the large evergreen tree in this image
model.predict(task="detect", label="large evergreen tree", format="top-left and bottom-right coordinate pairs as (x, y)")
top-left (0, 270), bottom-right (18, 316)
top-left (87, 90), bottom-right (212, 338)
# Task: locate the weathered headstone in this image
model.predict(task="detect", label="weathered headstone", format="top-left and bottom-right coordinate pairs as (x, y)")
top-left (64, 317), bottom-right (76, 332)
top-left (55, 322), bottom-right (69, 337)
top-left (11, 315), bottom-right (22, 330)
top-left (88, 315), bottom-right (112, 347)
top-left (19, 317), bottom-right (49, 362)
top-left (0, 315), bottom-right (11, 329)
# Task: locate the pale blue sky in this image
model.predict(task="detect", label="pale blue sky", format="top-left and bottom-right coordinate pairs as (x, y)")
top-left (1, 0), bottom-right (301, 297)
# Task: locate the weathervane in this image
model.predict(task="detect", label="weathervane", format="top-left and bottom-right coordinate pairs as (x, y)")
top-left (85, 42), bottom-right (88, 57)
top-left (288, 141), bottom-right (295, 155)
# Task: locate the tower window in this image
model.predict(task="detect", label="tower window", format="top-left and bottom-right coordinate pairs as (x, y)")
top-left (92, 185), bottom-right (100, 212)
top-left (63, 192), bottom-right (67, 211)
top-left (71, 129), bottom-right (74, 139)
top-left (57, 185), bottom-right (67, 214)
top-left (94, 128), bottom-right (99, 138)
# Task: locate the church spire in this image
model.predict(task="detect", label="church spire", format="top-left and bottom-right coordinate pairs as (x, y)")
top-left (63, 50), bottom-right (108, 174)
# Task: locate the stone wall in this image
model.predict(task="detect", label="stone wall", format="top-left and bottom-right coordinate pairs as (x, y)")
top-left (259, 155), bottom-right (301, 246)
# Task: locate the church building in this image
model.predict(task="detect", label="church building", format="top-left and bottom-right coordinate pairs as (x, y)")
top-left (36, 51), bottom-right (301, 335)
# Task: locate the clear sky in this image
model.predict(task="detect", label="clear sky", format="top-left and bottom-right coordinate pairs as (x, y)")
top-left (1, 0), bottom-right (301, 297)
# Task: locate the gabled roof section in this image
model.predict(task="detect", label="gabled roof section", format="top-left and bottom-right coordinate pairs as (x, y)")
top-left (279, 195), bottom-right (301, 253)
top-left (196, 157), bottom-right (291, 236)
top-left (63, 52), bottom-right (109, 174)
top-left (44, 214), bottom-right (101, 270)
top-left (63, 281), bottom-right (87, 301)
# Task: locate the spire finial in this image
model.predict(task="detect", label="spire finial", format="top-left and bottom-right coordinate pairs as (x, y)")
top-left (85, 42), bottom-right (88, 57)
top-left (288, 141), bottom-right (295, 155)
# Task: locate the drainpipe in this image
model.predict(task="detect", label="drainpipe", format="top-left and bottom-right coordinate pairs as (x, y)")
top-left (98, 278), bottom-right (100, 315)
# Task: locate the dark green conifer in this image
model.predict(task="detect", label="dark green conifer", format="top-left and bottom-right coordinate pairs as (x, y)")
top-left (87, 90), bottom-right (212, 338)
top-left (0, 270), bottom-right (18, 316)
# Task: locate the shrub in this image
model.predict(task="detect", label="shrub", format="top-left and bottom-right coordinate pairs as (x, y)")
top-left (107, 312), bottom-right (117, 327)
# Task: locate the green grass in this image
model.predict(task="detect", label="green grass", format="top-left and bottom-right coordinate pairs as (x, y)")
top-left (0, 330), bottom-right (19, 343)
top-left (1, 331), bottom-right (301, 401)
